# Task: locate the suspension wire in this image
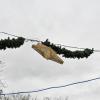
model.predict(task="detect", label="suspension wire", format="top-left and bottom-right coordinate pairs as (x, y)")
top-left (0, 32), bottom-right (41, 43)
top-left (56, 44), bottom-right (100, 52)
top-left (0, 76), bottom-right (100, 95)
top-left (0, 32), bottom-right (100, 52)
top-left (56, 44), bottom-right (88, 50)
top-left (0, 32), bottom-right (19, 38)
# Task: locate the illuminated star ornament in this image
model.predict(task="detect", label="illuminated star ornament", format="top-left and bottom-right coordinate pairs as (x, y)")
top-left (32, 43), bottom-right (64, 64)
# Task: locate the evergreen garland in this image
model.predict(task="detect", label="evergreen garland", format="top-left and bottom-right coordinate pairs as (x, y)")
top-left (42, 39), bottom-right (94, 59)
top-left (0, 36), bottom-right (94, 59)
top-left (0, 37), bottom-right (25, 50)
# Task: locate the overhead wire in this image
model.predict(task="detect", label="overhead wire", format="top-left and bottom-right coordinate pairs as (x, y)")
top-left (0, 76), bottom-right (100, 95)
top-left (0, 32), bottom-right (41, 43)
top-left (0, 32), bottom-right (100, 52)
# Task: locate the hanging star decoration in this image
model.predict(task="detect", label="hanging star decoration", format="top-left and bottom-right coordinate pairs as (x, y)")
top-left (32, 43), bottom-right (64, 64)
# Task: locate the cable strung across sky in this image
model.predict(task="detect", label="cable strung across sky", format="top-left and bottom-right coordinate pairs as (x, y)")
top-left (0, 32), bottom-right (41, 42)
top-left (0, 76), bottom-right (100, 95)
top-left (0, 32), bottom-right (100, 52)
top-left (0, 31), bottom-right (95, 61)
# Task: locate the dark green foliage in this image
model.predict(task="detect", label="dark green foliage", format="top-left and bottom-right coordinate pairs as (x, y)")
top-left (0, 37), bottom-right (25, 50)
top-left (0, 37), bottom-right (94, 59)
top-left (42, 39), bottom-right (94, 59)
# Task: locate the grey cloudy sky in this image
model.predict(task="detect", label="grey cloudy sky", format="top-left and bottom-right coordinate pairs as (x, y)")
top-left (0, 0), bottom-right (100, 99)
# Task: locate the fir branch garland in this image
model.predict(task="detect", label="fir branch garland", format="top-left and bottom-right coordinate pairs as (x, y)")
top-left (0, 37), bottom-right (25, 50)
top-left (42, 39), bottom-right (94, 59)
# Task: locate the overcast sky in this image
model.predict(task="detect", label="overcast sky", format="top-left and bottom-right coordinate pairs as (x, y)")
top-left (0, 0), bottom-right (100, 100)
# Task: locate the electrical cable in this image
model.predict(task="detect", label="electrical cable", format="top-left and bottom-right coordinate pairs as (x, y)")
top-left (0, 32), bottom-right (100, 52)
top-left (0, 76), bottom-right (100, 95)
